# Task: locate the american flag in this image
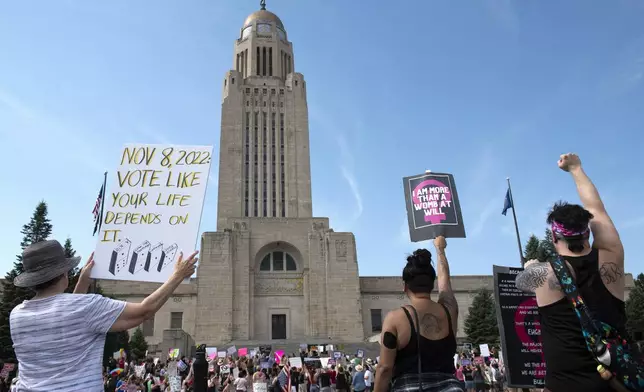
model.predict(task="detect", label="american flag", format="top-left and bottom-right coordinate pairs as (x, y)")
top-left (92, 181), bottom-right (106, 235)
top-left (277, 361), bottom-right (291, 392)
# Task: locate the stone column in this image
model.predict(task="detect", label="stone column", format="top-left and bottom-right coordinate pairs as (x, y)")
top-left (303, 267), bottom-right (310, 336)
top-left (249, 268), bottom-right (255, 338)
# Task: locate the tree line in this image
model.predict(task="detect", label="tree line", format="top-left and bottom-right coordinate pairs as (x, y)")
top-left (0, 201), bottom-right (149, 365)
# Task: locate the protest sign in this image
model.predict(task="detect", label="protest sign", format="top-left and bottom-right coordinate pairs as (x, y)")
top-left (289, 357), bottom-right (303, 368)
top-left (92, 144), bottom-right (213, 283)
top-left (403, 172), bottom-right (466, 241)
top-left (493, 265), bottom-right (545, 389)
top-left (168, 348), bottom-right (180, 359)
top-left (206, 347), bottom-right (217, 361)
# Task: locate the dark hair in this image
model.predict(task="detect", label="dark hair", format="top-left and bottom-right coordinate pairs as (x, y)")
top-left (547, 201), bottom-right (594, 253)
top-left (31, 274), bottom-right (65, 292)
top-left (402, 249), bottom-right (436, 294)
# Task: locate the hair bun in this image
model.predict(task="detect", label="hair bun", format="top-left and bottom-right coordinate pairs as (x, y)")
top-left (406, 248), bottom-right (432, 269)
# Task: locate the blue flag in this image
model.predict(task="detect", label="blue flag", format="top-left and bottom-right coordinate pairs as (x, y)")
top-left (502, 188), bottom-right (513, 216)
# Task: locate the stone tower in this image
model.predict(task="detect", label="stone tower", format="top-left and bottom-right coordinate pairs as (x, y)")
top-left (195, 2), bottom-right (365, 345)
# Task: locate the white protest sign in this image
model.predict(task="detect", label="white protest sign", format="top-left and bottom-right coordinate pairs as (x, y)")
top-left (253, 384), bottom-right (268, 392)
top-left (289, 357), bottom-right (303, 368)
top-left (479, 344), bottom-right (490, 357)
top-left (92, 144), bottom-right (213, 283)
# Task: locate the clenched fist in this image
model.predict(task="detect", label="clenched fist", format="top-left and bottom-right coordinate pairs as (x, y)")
top-left (558, 153), bottom-right (581, 172)
top-left (434, 235), bottom-right (447, 251)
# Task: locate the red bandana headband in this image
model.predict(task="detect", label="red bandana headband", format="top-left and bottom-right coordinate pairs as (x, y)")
top-left (551, 221), bottom-right (590, 238)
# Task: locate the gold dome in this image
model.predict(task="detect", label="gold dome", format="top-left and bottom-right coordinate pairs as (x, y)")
top-left (243, 9), bottom-right (285, 30)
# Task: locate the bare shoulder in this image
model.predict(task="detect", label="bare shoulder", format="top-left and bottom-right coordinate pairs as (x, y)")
top-left (515, 261), bottom-right (553, 292)
top-left (515, 261), bottom-right (566, 305)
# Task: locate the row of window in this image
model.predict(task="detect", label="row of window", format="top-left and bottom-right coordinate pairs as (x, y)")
top-left (259, 251), bottom-right (297, 272)
top-left (243, 111), bottom-right (286, 218)
top-left (234, 49), bottom-right (292, 79)
top-left (140, 312), bottom-right (183, 337)
top-left (247, 100), bottom-right (284, 108)
top-left (247, 88), bottom-right (285, 95)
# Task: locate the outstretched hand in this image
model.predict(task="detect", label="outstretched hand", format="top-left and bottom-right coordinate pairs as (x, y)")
top-left (173, 251), bottom-right (199, 280)
top-left (558, 153), bottom-right (581, 172)
top-left (79, 252), bottom-right (95, 282)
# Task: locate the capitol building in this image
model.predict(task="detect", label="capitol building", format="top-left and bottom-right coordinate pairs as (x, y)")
top-left (96, 3), bottom-right (635, 358)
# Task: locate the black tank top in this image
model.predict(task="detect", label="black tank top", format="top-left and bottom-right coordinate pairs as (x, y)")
top-left (538, 248), bottom-right (626, 392)
top-left (392, 305), bottom-right (457, 379)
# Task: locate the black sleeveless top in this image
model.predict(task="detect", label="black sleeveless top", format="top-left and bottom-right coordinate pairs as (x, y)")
top-left (538, 248), bottom-right (626, 392)
top-left (392, 305), bottom-right (457, 379)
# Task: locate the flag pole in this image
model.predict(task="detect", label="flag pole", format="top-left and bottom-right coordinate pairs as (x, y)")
top-left (92, 171), bottom-right (107, 294)
top-left (507, 177), bottom-right (525, 266)
top-left (98, 171), bottom-right (107, 232)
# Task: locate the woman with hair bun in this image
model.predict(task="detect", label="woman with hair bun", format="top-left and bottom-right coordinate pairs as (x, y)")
top-left (373, 236), bottom-right (463, 392)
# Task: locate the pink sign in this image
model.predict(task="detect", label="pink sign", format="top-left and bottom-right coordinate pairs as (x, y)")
top-left (274, 350), bottom-right (285, 362)
top-left (238, 348), bottom-right (248, 357)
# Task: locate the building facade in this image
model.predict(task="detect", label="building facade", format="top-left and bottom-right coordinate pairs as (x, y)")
top-left (93, 4), bottom-right (635, 356)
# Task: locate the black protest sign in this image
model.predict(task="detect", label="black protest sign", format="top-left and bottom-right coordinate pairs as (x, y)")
top-left (493, 265), bottom-right (546, 389)
top-left (259, 345), bottom-right (272, 356)
top-left (403, 172), bottom-right (466, 242)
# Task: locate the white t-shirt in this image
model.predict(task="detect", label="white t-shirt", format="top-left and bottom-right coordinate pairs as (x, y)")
top-left (10, 293), bottom-right (126, 392)
top-left (234, 377), bottom-right (248, 391)
top-left (364, 369), bottom-right (373, 387)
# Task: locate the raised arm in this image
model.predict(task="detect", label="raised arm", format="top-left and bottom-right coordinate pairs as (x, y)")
top-left (110, 251), bottom-right (199, 332)
top-left (73, 253), bottom-right (95, 294)
top-left (559, 153), bottom-right (623, 256)
top-left (434, 236), bottom-right (458, 332)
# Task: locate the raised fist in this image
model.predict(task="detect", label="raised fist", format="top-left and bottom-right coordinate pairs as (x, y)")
top-left (557, 153), bottom-right (581, 172)
top-left (434, 235), bottom-right (447, 250)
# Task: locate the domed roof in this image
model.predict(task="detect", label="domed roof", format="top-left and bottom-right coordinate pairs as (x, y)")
top-left (243, 9), bottom-right (285, 30)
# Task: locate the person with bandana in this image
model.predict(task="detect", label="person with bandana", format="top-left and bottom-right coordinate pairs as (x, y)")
top-left (515, 153), bottom-right (627, 392)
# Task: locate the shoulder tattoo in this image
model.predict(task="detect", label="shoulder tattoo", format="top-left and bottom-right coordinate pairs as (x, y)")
top-left (515, 263), bottom-right (549, 292)
top-left (599, 262), bottom-right (623, 285)
top-left (420, 313), bottom-right (443, 335)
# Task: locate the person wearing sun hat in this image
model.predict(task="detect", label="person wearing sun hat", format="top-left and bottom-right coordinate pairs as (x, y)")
top-left (9, 239), bottom-right (199, 392)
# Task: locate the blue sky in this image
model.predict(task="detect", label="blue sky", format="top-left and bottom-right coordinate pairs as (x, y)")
top-left (1, 0), bottom-right (643, 279)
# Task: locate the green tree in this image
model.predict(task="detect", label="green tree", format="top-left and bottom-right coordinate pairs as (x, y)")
top-left (538, 229), bottom-right (557, 262)
top-left (129, 327), bottom-right (149, 360)
top-left (464, 288), bottom-right (500, 345)
top-left (0, 201), bottom-right (53, 359)
top-left (64, 238), bottom-right (80, 293)
top-left (626, 273), bottom-right (644, 341)
top-left (524, 234), bottom-right (541, 260)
